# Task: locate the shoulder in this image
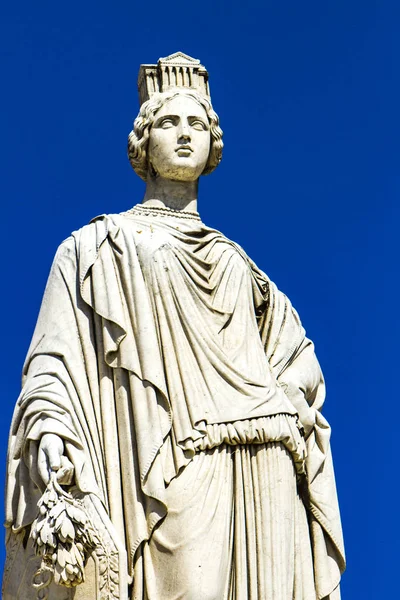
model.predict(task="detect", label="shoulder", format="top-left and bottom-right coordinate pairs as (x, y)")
top-left (51, 236), bottom-right (77, 273)
top-left (66, 212), bottom-right (136, 281)
top-left (50, 213), bottom-right (116, 273)
top-left (65, 212), bottom-right (128, 254)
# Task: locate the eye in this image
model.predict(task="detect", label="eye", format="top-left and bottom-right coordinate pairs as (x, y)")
top-left (159, 118), bottom-right (174, 129)
top-left (191, 120), bottom-right (207, 131)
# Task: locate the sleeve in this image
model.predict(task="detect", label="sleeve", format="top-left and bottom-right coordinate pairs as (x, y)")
top-left (5, 237), bottom-right (103, 531)
top-left (258, 277), bottom-right (346, 598)
top-left (277, 336), bottom-right (322, 438)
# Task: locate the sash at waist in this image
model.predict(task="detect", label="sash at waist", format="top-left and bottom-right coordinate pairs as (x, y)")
top-left (191, 414), bottom-right (307, 475)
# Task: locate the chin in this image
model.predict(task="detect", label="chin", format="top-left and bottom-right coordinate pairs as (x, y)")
top-left (159, 163), bottom-right (204, 182)
top-left (169, 172), bottom-right (199, 183)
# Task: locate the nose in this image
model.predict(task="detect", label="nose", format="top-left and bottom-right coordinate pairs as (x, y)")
top-left (177, 119), bottom-right (191, 142)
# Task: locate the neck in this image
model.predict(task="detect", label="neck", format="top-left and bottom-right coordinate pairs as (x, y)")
top-left (142, 173), bottom-right (198, 212)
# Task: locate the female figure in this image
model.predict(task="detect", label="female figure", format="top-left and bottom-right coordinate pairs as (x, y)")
top-left (4, 53), bottom-right (345, 600)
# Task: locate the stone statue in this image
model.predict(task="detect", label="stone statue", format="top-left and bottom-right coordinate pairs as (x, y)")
top-left (3, 52), bottom-right (345, 600)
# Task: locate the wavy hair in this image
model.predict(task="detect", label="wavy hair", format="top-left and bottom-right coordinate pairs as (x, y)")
top-left (127, 89), bottom-right (223, 181)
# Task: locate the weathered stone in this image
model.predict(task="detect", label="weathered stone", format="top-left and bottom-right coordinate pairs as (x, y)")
top-left (3, 52), bottom-right (345, 599)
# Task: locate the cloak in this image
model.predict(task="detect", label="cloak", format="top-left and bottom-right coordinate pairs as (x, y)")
top-left (3, 212), bottom-right (345, 599)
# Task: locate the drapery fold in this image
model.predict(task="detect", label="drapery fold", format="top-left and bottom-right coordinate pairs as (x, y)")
top-left (4, 212), bottom-right (344, 599)
top-left (134, 442), bottom-right (316, 600)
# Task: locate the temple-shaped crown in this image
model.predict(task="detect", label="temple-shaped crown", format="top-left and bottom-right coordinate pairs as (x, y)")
top-left (138, 52), bottom-right (210, 106)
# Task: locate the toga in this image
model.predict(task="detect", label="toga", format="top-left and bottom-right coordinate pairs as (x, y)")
top-left (4, 205), bottom-right (345, 599)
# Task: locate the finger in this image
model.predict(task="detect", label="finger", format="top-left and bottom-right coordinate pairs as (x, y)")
top-left (57, 469), bottom-right (74, 485)
top-left (46, 444), bottom-right (62, 472)
top-left (38, 447), bottom-right (50, 485)
top-left (57, 456), bottom-right (75, 485)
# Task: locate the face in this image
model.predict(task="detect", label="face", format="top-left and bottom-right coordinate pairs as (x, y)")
top-left (148, 94), bottom-right (211, 182)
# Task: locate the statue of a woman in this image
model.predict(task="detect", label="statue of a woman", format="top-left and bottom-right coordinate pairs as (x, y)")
top-left (3, 53), bottom-right (345, 600)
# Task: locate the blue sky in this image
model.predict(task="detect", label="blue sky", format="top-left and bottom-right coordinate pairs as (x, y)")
top-left (1, 1), bottom-right (398, 596)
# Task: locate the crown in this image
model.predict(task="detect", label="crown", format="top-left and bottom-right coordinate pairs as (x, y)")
top-left (137, 52), bottom-right (210, 106)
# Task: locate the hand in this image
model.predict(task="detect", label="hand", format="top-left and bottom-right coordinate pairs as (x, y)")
top-left (296, 405), bottom-right (316, 439)
top-left (279, 380), bottom-right (316, 439)
top-left (38, 433), bottom-right (75, 486)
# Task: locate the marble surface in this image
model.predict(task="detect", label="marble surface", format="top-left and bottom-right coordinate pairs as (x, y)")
top-left (3, 53), bottom-right (345, 600)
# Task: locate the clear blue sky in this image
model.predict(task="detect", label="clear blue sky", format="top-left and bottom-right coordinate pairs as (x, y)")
top-left (1, 1), bottom-right (398, 596)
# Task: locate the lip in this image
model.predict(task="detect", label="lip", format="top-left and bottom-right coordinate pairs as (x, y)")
top-left (175, 145), bottom-right (193, 154)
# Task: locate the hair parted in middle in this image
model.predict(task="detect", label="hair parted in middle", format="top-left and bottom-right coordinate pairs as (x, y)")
top-left (127, 89), bottom-right (223, 181)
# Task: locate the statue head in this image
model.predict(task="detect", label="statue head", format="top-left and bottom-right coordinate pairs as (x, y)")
top-left (127, 52), bottom-right (223, 182)
top-left (128, 89), bottom-right (223, 182)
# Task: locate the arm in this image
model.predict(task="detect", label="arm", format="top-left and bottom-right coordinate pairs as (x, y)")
top-left (6, 236), bottom-right (102, 531)
top-left (258, 278), bottom-right (345, 597)
top-left (277, 337), bottom-right (322, 438)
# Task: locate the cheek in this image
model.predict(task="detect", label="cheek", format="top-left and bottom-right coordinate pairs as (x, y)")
top-left (149, 133), bottom-right (173, 159)
top-left (198, 136), bottom-right (211, 162)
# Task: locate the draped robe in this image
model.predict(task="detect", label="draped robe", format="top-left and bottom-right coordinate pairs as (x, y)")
top-left (3, 208), bottom-right (345, 599)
